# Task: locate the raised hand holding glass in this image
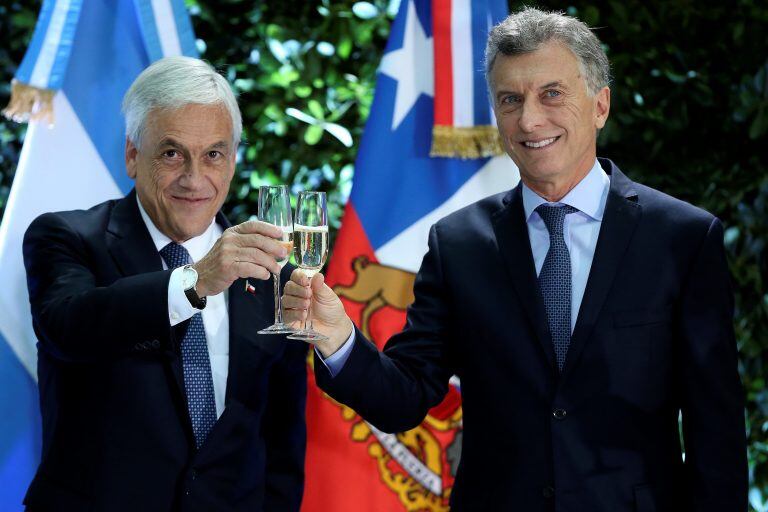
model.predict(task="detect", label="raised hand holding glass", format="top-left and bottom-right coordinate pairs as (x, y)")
top-left (257, 185), bottom-right (295, 335)
top-left (288, 191), bottom-right (329, 342)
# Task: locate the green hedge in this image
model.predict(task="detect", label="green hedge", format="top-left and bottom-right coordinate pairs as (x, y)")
top-left (1, 0), bottom-right (767, 508)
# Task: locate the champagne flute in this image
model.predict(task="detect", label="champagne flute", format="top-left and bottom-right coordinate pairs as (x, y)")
top-left (288, 191), bottom-right (329, 342)
top-left (257, 185), bottom-right (295, 335)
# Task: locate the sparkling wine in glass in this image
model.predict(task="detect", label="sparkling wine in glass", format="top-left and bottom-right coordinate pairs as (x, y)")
top-left (257, 185), bottom-right (295, 335)
top-left (288, 191), bottom-right (329, 342)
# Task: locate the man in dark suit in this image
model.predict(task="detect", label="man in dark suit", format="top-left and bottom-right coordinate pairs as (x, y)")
top-left (22, 56), bottom-right (307, 512)
top-left (283, 7), bottom-right (748, 511)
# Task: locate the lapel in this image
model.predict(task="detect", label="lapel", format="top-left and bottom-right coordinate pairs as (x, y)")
top-left (492, 185), bottom-right (557, 373)
top-left (225, 275), bottom-right (276, 404)
top-left (105, 190), bottom-right (188, 394)
top-left (105, 189), bottom-right (164, 276)
top-left (220, 213), bottom-right (284, 405)
top-left (560, 159), bottom-right (642, 380)
top-left (216, 212), bottom-right (244, 405)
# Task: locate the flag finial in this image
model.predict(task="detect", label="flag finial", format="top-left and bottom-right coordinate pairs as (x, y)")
top-left (2, 80), bottom-right (54, 125)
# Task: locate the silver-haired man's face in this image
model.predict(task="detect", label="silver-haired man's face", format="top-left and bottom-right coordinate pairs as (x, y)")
top-left (490, 41), bottom-right (610, 188)
top-left (125, 103), bottom-right (236, 242)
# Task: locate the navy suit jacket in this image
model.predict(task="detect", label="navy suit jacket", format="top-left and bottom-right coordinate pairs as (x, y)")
top-left (22, 190), bottom-right (307, 512)
top-left (315, 159), bottom-right (747, 511)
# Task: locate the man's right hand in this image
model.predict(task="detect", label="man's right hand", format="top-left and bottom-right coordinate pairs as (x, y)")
top-left (282, 269), bottom-right (354, 357)
top-left (193, 220), bottom-right (287, 297)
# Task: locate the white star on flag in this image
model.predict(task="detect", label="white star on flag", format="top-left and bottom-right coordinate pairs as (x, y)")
top-left (378, 0), bottom-right (434, 131)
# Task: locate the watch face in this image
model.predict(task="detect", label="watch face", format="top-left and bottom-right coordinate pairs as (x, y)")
top-left (182, 267), bottom-right (197, 290)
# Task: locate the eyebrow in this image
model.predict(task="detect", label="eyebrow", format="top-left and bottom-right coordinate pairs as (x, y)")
top-left (495, 89), bottom-right (520, 100)
top-left (495, 81), bottom-right (569, 99)
top-left (156, 138), bottom-right (230, 151)
top-left (209, 141), bottom-right (230, 151)
top-left (157, 138), bottom-right (186, 151)
top-left (540, 81), bottom-right (568, 90)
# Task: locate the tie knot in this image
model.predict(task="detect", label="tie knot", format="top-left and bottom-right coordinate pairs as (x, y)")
top-left (160, 242), bottom-right (192, 269)
top-left (535, 204), bottom-right (577, 237)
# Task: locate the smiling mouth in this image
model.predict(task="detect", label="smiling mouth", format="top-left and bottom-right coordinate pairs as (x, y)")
top-left (171, 196), bottom-right (211, 204)
top-left (520, 136), bottom-right (560, 149)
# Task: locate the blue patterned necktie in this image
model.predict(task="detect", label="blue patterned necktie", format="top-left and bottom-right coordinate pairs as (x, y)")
top-left (160, 242), bottom-right (217, 449)
top-left (536, 204), bottom-right (578, 372)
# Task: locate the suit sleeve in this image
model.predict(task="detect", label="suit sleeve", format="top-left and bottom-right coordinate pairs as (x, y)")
top-left (23, 212), bottom-right (173, 362)
top-left (314, 224), bottom-right (455, 433)
top-left (262, 339), bottom-right (308, 511)
top-left (678, 217), bottom-right (748, 510)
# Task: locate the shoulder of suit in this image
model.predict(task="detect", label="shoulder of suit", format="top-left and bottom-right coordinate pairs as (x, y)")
top-left (27, 196), bottom-right (123, 237)
top-left (631, 180), bottom-right (717, 232)
top-left (433, 190), bottom-right (509, 231)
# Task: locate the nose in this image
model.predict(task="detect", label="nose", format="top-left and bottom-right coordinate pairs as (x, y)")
top-left (518, 100), bottom-right (546, 133)
top-left (178, 159), bottom-right (204, 188)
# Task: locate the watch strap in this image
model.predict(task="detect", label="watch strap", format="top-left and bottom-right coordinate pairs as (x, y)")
top-left (185, 287), bottom-right (207, 309)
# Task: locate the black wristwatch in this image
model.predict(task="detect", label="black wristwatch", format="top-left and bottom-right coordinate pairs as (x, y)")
top-left (181, 264), bottom-right (207, 309)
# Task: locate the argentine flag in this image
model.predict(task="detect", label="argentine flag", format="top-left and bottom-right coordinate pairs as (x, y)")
top-left (0, 0), bottom-right (197, 508)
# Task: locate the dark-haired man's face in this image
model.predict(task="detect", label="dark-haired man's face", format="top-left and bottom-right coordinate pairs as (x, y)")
top-left (125, 103), bottom-right (236, 242)
top-left (490, 41), bottom-right (610, 192)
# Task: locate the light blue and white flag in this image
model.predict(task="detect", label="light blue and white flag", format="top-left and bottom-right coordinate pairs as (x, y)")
top-left (0, 0), bottom-right (197, 508)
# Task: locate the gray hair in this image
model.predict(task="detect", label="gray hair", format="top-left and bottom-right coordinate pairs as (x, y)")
top-left (485, 7), bottom-right (611, 96)
top-left (121, 56), bottom-right (242, 149)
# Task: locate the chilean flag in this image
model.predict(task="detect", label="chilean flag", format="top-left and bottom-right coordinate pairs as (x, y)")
top-left (302, 0), bottom-right (517, 510)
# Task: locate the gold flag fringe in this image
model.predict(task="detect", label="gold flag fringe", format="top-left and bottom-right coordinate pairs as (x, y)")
top-left (430, 125), bottom-right (504, 159)
top-left (2, 80), bottom-right (55, 124)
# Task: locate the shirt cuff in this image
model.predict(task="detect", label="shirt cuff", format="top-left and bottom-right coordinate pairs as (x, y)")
top-left (316, 329), bottom-right (356, 378)
top-left (168, 266), bottom-right (200, 326)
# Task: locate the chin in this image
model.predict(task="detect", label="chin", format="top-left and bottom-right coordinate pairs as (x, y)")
top-left (171, 219), bottom-right (211, 241)
top-left (520, 165), bottom-right (560, 181)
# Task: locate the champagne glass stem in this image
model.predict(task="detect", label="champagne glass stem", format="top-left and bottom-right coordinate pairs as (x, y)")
top-left (272, 271), bottom-right (283, 325)
top-left (306, 297), bottom-right (313, 332)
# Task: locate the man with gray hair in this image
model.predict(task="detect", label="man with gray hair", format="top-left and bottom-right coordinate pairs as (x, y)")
top-left (22, 56), bottom-right (307, 511)
top-left (283, 7), bottom-right (747, 510)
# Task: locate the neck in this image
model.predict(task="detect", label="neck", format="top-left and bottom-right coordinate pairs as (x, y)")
top-left (522, 164), bottom-right (593, 202)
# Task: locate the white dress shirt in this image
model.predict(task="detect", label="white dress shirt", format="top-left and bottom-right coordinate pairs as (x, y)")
top-left (321, 160), bottom-right (610, 377)
top-left (136, 195), bottom-right (229, 418)
top-left (522, 159), bottom-right (610, 332)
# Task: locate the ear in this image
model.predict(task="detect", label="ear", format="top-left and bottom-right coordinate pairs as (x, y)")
top-left (125, 138), bottom-right (138, 179)
top-left (594, 86), bottom-right (611, 130)
top-left (230, 142), bottom-right (238, 167)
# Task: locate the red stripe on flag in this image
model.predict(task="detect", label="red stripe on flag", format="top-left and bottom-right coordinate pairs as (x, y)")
top-left (433, 0), bottom-right (453, 126)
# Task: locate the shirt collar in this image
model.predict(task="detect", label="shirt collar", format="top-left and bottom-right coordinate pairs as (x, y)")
top-left (522, 159), bottom-right (609, 222)
top-left (135, 193), bottom-right (220, 263)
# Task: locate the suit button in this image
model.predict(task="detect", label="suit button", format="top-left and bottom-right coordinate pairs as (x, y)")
top-left (542, 485), bottom-right (555, 498)
top-left (552, 408), bottom-right (567, 420)
top-left (190, 468), bottom-right (197, 480)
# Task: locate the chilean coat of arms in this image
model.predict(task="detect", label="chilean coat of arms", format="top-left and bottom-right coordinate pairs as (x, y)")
top-left (322, 255), bottom-right (464, 511)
